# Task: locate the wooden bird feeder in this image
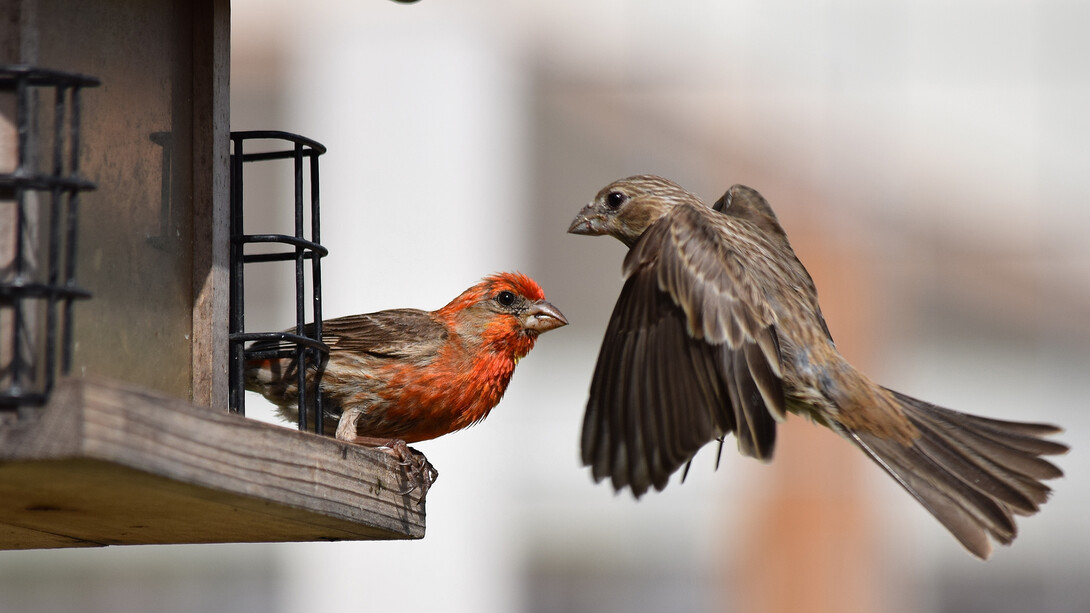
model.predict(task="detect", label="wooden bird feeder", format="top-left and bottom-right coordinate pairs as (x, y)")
top-left (0, 0), bottom-right (425, 549)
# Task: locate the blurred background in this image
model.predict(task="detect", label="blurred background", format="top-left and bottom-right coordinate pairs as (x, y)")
top-left (2, 0), bottom-right (1088, 611)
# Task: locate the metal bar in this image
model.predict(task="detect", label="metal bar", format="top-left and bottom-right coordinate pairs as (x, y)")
top-left (226, 129), bottom-right (326, 153)
top-left (9, 72), bottom-right (29, 398)
top-left (0, 65), bottom-right (100, 88)
top-left (41, 85), bottom-right (66, 398)
top-left (230, 331), bottom-right (328, 352)
top-left (309, 147), bottom-right (324, 436)
top-left (242, 251), bottom-right (322, 264)
top-left (0, 174), bottom-right (96, 190)
top-left (62, 85), bottom-right (84, 372)
top-left (0, 282), bottom-right (91, 299)
top-left (228, 134), bottom-right (246, 414)
top-left (237, 233), bottom-right (328, 255)
top-left (0, 391), bottom-right (47, 405)
top-left (13, 71), bottom-right (28, 170)
top-left (293, 141), bottom-right (308, 432)
top-left (236, 149), bottom-right (323, 164)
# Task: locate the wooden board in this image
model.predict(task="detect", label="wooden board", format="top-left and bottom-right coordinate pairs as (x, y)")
top-left (0, 378), bottom-right (426, 549)
top-left (190, 0), bottom-right (232, 410)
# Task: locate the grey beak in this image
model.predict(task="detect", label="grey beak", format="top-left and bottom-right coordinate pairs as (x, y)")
top-left (567, 204), bottom-right (607, 236)
top-left (523, 300), bottom-right (568, 333)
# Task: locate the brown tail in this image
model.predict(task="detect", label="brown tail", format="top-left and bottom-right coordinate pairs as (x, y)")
top-left (842, 389), bottom-right (1067, 559)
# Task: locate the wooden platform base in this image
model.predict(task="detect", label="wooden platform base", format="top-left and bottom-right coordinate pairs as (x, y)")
top-left (0, 378), bottom-right (425, 549)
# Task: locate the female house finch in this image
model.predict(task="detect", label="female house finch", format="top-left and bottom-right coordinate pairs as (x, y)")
top-left (568, 175), bottom-right (1066, 559)
top-left (245, 272), bottom-right (567, 498)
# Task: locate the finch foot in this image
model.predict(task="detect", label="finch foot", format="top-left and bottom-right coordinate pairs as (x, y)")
top-left (339, 434), bottom-right (438, 505)
top-left (385, 440), bottom-right (439, 503)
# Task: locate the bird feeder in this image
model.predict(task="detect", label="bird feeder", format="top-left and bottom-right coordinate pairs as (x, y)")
top-left (0, 0), bottom-right (423, 551)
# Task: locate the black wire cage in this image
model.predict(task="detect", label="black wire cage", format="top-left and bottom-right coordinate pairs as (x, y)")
top-left (0, 66), bottom-right (99, 408)
top-left (228, 130), bottom-right (330, 434)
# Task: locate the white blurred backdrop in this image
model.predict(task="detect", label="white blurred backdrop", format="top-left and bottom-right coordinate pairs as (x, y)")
top-left (3, 1), bottom-right (1088, 612)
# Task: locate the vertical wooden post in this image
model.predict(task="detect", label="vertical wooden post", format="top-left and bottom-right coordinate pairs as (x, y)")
top-left (190, 0), bottom-right (230, 409)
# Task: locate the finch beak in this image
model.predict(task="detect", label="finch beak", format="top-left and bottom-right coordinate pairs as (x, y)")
top-left (567, 204), bottom-right (608, 236)
top-left (522, 300), bottom-right (568, 333)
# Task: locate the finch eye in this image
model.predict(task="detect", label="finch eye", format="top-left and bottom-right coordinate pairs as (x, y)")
top-left (495, 290), bottom-right (516, 307)
top-left (606, 191), bottom-right (626, 209)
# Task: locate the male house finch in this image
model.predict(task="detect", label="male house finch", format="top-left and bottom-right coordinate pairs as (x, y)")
top-left (568, 175), bottom-right (1067, 559)
top-left (245, 272), bottom-right (567, 498)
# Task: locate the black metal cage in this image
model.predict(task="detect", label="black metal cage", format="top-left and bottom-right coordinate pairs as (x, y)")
top-left (228, 130), bottom-right (329, 434)
top-left (0, 66), bottom-right (98, 408)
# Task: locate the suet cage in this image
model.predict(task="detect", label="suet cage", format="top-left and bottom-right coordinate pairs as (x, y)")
top-left (0, 65), bottom-right (99, 409)
top-left (228, 130), bottom-right (329, 434)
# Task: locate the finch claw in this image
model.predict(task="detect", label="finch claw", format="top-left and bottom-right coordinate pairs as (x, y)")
top-left (337, 433), bottom-right (439, 504)
top-left (380, 440), bottom-right (438, 505)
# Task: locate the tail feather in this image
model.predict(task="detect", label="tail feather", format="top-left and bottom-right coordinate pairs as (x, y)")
top-left (951, 411), bottom-right (1068, 455)
top-left (849, 430), bottom-right (1011, 558)
top-left (901, 396), bottom-right (1058, 507)
top-left (843, 389), bottom-right (1067, 559)
top-left (922, 415), bottom-right (1065, 480)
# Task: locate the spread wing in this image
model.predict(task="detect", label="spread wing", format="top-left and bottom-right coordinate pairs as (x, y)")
top-left (581, 203), bottom-right (787, 497)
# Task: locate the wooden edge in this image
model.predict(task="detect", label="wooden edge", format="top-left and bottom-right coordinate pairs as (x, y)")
top-left (0, 377), bottom-right (426, 548)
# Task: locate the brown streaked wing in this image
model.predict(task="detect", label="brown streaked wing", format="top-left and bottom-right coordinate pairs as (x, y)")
top-left (637, 204), bottom-right (785, 415)
top-left (712, 185), bottom-right (834, 343)
top-left (583, 206), bottom-right (787, 495)
top-left (582, 266), bottom-right (729, 496)
top-left (627, 205), bottom-right (779, 366)
top-left (711, 184), bottom-right (788, 244)
top-left (319, 309), bottom-right (448, 359)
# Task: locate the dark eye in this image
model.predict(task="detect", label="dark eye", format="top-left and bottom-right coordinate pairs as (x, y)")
top-left (606, 191), bottom-right (626, 209)
top-left (495, 290), bottom-right (516, 307)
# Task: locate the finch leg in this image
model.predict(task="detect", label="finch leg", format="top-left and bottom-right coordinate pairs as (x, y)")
top-left (680, 437), bottom-right (726, 483)
top-left (338, 434), bottom-right (439, 504)
top-left (334, 410), bottom-right (437, 502)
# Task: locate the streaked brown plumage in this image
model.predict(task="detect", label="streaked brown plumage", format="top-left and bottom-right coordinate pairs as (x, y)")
top-left (568, 175), bottom-right (1067, 559)
top-left (245, 272), bottom-right (567, 499)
